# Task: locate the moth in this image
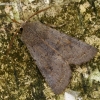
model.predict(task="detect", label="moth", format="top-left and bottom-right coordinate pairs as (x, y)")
top-left (9, 6), bottom-right (97, 94)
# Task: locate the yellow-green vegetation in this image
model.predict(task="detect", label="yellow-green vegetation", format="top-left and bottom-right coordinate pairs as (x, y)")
top-left (0, 0), bottom-right (100, 100)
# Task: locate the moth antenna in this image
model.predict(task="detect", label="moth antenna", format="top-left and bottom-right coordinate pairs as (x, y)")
top-left (6, 13), bottom-right (20, 24)
top-left (5, 14), bottom-right (20, 57)
top-left (27, 6), bottom-right (52, 22)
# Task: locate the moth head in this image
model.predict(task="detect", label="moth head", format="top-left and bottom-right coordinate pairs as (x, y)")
top-left (20, 21), bottom-right (29, 33)
top-left (20, 23), bottom-right (26, 33)
top-left (20, 21), bottom-right (31, 34)
top-left (20, 27), bottom-right (23, 33)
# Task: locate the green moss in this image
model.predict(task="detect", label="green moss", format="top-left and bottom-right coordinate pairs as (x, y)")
top-left (0, 0), bottom-right (100, 100)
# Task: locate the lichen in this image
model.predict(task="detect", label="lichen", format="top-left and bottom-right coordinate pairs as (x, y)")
top-left (0, 0), bottom-right (100, 100)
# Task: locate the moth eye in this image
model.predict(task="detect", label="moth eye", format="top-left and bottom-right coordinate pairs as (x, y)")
top-left (20, 28), bottom-right (23, 32)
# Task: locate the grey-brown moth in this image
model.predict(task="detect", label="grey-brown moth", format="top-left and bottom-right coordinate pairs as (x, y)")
top-left (8, 6), bottom-right (97, 94)
top-left (21, 21), bottom-right (97, 94)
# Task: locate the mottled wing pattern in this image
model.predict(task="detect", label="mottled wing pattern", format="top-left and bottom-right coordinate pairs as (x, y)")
top-left (21, 21), bottom-right (97, 94)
